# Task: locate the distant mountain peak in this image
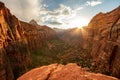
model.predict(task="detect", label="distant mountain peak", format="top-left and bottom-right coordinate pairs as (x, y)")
top-left (29, 19), bottom-right (38, 26)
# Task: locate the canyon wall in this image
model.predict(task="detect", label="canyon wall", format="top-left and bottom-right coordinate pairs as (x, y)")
top-left (59, 6), bottom-right (120, 78)
top-left (0, 2), bottom-right (56, 80)
top-left (88, 6), bottom-right (120, 78)
top-left (0, 2), bottom-right (31, 79)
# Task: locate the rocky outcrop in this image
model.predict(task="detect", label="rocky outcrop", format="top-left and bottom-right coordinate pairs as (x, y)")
top-left (0, 1), bottom-right (31, 79)
top-left (88, 6), bottom-right (120, 78)
top-left (18, 63), bottom-right (118, 80)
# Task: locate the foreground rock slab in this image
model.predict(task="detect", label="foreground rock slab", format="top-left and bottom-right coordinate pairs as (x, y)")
top-left (18, 63), bottom-right (118, 80)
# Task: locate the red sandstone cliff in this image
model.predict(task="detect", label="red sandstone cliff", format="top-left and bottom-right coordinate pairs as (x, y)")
top-left (0, 2), bottom-right (31, 80)
top-left (0, 2), bottom-right (57, 80)
top-left (88, 6), bottom-right (120, 78)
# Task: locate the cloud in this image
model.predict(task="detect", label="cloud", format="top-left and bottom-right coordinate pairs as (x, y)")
top-left (43, 4), bottom-right (48, 8)
top-left (75, 7), bottom-right (84, 11)
top-left (47, 21), bottom-right (62, 25)
top-left (44, 4), bottom-right (72, 16)
top-left (37, 4), bottom-right (73, 26)
top-left (37, 4), bottom-right (85, 28)
top-left (1, 0), bottom-right (41, 21)
top-left (1, 0), bottom-right (87, 28)
top-left (58, 4), bottom-right (71, 15)
top-left (86, 0), bottom-right (102, 6)
top-left (48, 11), bottom-right (60, 16)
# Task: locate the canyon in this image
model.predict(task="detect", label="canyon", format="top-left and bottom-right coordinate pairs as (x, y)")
top-left (0, 1), bottom-right (120, 80)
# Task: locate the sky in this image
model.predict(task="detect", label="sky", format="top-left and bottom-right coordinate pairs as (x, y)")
top-left (1, 0), bottom-right (120, 29)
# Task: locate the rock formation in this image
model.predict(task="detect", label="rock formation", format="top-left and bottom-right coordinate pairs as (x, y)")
top-left (0, 2), bottom-right (31, 79)
top-left (88, 6), bottom-right (120, 78)
top-left (18, 63), bottom-right (118, 80)
top-left (0, 1), bottom-right (57, 80)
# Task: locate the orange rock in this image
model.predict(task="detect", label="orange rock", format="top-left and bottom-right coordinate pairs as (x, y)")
top-left (0, 1), bottom-right (30, 79)
top-left (88, 6), bottom-right (120, 78)
top-left (18, 63), bottom-right (118, 80)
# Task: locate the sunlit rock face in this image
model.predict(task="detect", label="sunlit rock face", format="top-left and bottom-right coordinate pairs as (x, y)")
top-left (0, 2), bottom-right (31, 80)
top-left (0, 1), bottom-right (57, 79)
top-left (18, 63), bottom-right (118, 80)
top-left (88, 6), bottom-right (120, 78)
top-left (21, 21), bottom-right (42, 52)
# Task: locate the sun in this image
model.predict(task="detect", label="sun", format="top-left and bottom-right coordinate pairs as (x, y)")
top-left (68, 17), bottom-right (89, 29)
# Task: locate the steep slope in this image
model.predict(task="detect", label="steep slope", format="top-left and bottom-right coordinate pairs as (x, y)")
top-left (0, 2), bottom-right (58, 80)
top-left (0, 2), bottom-right (31, 80)
top-left (21, 21), bottom-right (60, 69)
top-left (18, 63), bottom-right (118, 80)
top-left (88, 6), bottom-right (120, 78)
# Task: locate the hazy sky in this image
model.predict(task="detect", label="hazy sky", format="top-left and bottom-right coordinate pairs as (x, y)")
top-left (1, 0), bottom-right (120, 29)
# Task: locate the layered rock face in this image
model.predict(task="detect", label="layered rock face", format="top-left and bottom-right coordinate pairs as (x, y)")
top-left (88, 6), bottom-right (120, 78)
top-left (0, 2), bottom-right (31, 80)
top-left (18, 63), bottom-right (118, 80)
top-left (0, 2), bottom-right (56, 80)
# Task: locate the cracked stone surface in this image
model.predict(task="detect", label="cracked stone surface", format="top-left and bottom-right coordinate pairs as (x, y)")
top-left (18, 63), bottom-right (118, 80)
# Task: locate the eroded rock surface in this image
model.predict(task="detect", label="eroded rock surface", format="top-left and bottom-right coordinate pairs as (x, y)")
top-left (0, 1), bottom-right (31, 79)
top-left (88, 6), bottom-right (120, 78)
top-left (18, 63), bottom-right (118, 80)
top-left (0, 1), bottom-right (57, 80)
